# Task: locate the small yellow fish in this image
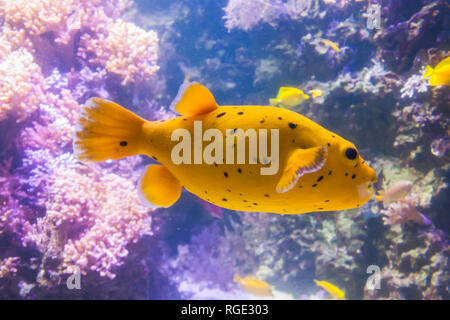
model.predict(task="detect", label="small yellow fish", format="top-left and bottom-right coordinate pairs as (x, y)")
top-left (375, 180), bottom-right (413, 207)
top-left (310, 89), bottom-right (323, 98)
top-left (74, 79), bottom-right (377, 214)
top-left (320, 39), bottom-right (341, 53)
top-left (269, 87), bottom-right (310, 109)
top-left (424, 56), bottom-right (450, 86)
top-left (314, 280), bottom-right (346, 300)
top-left (234, 274), bottom-right (273, 297)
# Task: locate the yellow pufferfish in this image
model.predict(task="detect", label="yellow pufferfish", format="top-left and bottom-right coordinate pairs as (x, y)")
top-left (73, 80), bottom-right (377, 214)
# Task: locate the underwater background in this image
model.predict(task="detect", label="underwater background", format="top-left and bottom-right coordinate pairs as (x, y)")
top-left (0, 0), bottom-right (449, 299)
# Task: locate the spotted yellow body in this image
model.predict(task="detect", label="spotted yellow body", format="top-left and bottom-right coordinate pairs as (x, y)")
top-left (74, 80), bottom-right (376, 214)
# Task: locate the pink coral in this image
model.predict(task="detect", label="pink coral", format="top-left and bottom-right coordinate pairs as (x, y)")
top-left (0, 0), bottom-right (131, 45)
top-left (80, 19), bottom-right (160, 85)
top-left (0, 49), bottom-right (47, 122)
top-left (380, 194), bottom-right (432, 226)
top-left (24, 159), bottom-right (153, 280)
top-left (223, 0), bottom-right (314, 31)
top-left (0, 257), bottom-right (20, 278)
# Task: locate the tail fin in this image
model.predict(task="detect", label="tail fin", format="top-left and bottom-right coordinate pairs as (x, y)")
top-left (74, 98), bottom-right (146, 162)
top-left (424, 65), bottom-right (434, 78)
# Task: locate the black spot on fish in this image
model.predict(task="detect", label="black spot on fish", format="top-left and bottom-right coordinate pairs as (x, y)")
top-left (239, 193), bottom-right (243, 196)
top-left (152, 156), bottom-right (158, 160)
top-left (237, 112), bottom-right (244, 115)
top-left (204, 191), bottom-right (208, 194)
top-left (328, 170), bottom-right (332, 175)
top-left (227, 189), bottom-right (231, 192)
top-left (288, 122), bottom-right (297, 129)
top-left (222, 198), bottom-right (227, 201)
top-left (327, 143), bottom-right (331, 147)
top-left (354, 164), bottom-right (358, 168)
top-left (317, 176), bottom-right (323, 182)
top-left (120, 141), bottom-right (127, 147)
top-left (345, 172), bottom-right (349, 176)
top-left (183, 118), bottom-right (187, 121)
top-left (264, 194), bottom-right (269, 197)
top-left (332, 135), bottom-right (335, 138)
top-left (260, 119), bottom-right (265, 123)
top-left (318, 208), bottom-right (323, 210)
top-left (356, 204), bottom-right (360, 207)
top-left (217, 112), bottom-right (226, 118)
top-left (362, 161), bottom-right (365, 164)
top-left (312, 183), bottom-right (317, 187)
top-left (278, 117), bottom-right (282, 120)
top-left (243, 200), bottom-right (247, 202)
top-left (292, 139), bottom-right (295, 143)
top-left (253, 203), bottom-right (258, 205)
top-left (237, 168), bottom-right (242, 174)
top-left (224, 172), bottom-right (228, 178)
top-left (352, 174), bottom-right (356, 179)
top-left (298, 185), bottom-right (302, 188)
top-left (325, 200), bottom-right (330, 202)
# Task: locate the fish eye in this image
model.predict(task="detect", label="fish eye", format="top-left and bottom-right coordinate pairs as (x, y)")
top-left (345, 148), bottom-right (357, 160)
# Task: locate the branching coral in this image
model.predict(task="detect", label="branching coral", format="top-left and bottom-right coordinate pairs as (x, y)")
top-left (0, 257), bottom-right (19, 278)
top-left (23, 154), bottom-right (153, 280)
top-left (0, 0), bottom-right (132, 45)
top-left (380, 194), bottom-right (431, 226)
top-left (80, 19), bottom-right (159, 85)
top-left (0, 49), bottom-right (47, 122)
top-left (223, 0), bottom-right (314, 31)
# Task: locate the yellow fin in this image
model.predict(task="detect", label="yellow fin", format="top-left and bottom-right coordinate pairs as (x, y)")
top-left (74, 98), bottom-right (145, 162)
top-left (278, 87), bottom-right (298, 95)
top-left (269, 98), bottom-right (278, 106)
top-left (276, 146), bottom-right (328, 193)
top-left (435, 56), bottom-right (450, 70)
top-left (170, 78), bottom-right (218, 116)
top-left (138, 164), bottom-right (182, 208)
top-left (424, 65), bottom-right (434, 78)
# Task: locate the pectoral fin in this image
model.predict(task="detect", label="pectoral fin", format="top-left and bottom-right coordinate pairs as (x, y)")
top-left (170, 77), bottom-right (218, 116)
top-left (138, 164), bottom-right (182, 208)
top-left (276, 146), bottom-right (328, 193)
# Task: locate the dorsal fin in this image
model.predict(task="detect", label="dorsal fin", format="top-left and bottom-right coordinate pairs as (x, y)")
top-left (170, 77), bottom-right (218, 116)
top-left (276, 146), bottom-right (328, 193)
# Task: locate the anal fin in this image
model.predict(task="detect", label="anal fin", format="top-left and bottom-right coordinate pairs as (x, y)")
top-left (138, 164), bottom-right (182, 208)
top-left (276, 146), bottom-right (328, 193)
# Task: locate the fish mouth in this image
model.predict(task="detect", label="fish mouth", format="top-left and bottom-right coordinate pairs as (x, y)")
top-left (357, 181), bottom-right (376, 200)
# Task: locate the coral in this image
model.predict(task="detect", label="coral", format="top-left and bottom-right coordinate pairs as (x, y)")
top-left (223, 0), bottom-right (315, 31)
top-left (380, 194), bottom-right (431, 226)
top-left (79, 19), bottom-right (160, 85)
top-left (23, 154), bottom-right (153, 280)
top-left (0, 257), bottom-right (19, 278)
top-left (374, 1), bottom-right (449, 72)
top-left (0, 49), bottom-right (46, 122)
top-left (400, 70), bottom-right (430, 99)
top-left (0, 0), bottom-right (132, 45)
